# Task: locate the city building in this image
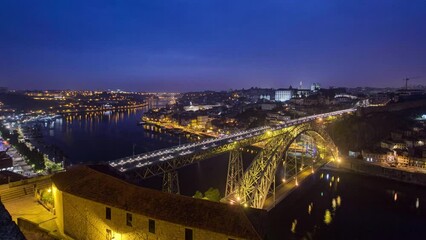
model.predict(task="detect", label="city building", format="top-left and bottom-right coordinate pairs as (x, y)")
top-left (274, 89), bottom-right (294, 102)
top-left (259, 94), bottom-right (271, 101)
top-left (259, 103), bottom-right (277, 111)
top-left (196, 115), bottom-right (209, 129)
top-left (184, 104), bottom-right (221, 112)
top-left (295, 89), bottom-right (311, 98)
top-left (0, 151), bottom-right (13, 171)
top-left (361, 149), bottom-right (392, 163)
top-left (51, 165), bottom-right (265, 240)
top-left (266, 113), bottom-right (291, 124)
top-left (311, 83), bottom-right (320, 92)
top-left (0, 171), bottom-right (27, 185)
top-left (380, 140), bottom-right (407, 150)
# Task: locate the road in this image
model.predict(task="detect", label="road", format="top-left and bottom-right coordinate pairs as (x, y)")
top-left (263, 161), bottom-right (328, 211)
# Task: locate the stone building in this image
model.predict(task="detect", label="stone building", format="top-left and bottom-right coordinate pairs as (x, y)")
top-left (51, 165), bottom-right (265, 240)
top-left (361, 149), bottom-right (392, 163)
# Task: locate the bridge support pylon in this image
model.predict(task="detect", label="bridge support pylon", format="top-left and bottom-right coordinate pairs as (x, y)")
top-left (162, 171), bottom-right (180, 194)
top-left (282, 151), bottom-right (299, 183)
top-left (225, 149), bottom-right (243, 197)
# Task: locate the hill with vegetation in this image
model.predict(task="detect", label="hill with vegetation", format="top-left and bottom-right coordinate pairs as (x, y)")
top-left (327, 107), bottom-right (425, 154)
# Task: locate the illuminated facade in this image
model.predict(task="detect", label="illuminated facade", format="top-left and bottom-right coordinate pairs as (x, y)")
top-left (274, 89), bottom-right (294, 102)
top-left (51, 166), bottom-right (264, 240)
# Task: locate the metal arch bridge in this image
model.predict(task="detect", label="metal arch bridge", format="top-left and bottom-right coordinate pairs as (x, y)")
top-left (109, 107), bottom-right (356, 208)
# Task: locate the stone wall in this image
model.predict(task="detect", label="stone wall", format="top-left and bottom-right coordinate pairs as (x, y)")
top-left (17, 217), bottom-right (57, 240)
top-left (57, 191), bottom-right (243, 240)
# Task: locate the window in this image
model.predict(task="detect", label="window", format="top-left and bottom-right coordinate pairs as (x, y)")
top-left (126, 213), bottom-right (132, 227)
top-left (148, 219), bottom-right (155, 234)
top-left (185, 228), bottom-right (193, 240)
top-left (106, 207), bottom-right (111, 220)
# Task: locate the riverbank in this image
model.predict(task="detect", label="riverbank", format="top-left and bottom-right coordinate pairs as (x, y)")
top-left (142, 117), bottom-right (219, 138)
top-left (0, 125), bottom-right (44, 172)
top-left (57, 103), bottom-right (147, 114)
top-left (0, 121), bottom-right (64, 177)
top-left (325, 158), bottom-right (426, 186)
top-left (142, 119), bottom-right (217, 140)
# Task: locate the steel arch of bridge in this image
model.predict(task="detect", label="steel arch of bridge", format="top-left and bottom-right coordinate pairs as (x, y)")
top-left (233, 122), bottom-right (338, 209)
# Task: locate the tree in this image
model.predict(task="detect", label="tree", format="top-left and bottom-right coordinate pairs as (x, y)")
top-left (193, 191), bottom-right (203, 199)
top-left (203, 188), bottom-right (220, 202)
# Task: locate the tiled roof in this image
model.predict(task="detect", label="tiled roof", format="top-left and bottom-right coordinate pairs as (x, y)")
top-left (0, 171), bottom-right (27, 185)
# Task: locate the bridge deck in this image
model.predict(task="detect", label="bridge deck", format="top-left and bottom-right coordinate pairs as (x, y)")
top-left (263, 161), bottom-right (328, 211)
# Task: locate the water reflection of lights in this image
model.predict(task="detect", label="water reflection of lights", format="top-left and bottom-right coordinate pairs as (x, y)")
top-left (308, 203), bottom-right (313, 215)
top-left (416, 198), bottom-right (419, 209)
top-left (337, 196), bottom-right (341, 206)
top-left (291, 219), bottom-right (297, 233)
top-left (324, 210), bottom-right (332, 225)
top-left (394, 192), bottom-right (398, 201)
top-left (326, 174), bottom-right (329, 180)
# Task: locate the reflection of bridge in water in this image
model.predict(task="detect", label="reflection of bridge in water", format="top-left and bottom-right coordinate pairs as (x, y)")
top-left (109, 108), bottom-right (356, 209)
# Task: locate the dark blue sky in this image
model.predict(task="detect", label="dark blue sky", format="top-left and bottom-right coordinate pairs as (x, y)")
top-left (1, 0), bottom-right (425, 91)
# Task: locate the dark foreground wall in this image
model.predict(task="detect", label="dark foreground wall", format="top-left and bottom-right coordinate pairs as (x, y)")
top-left (0, 201), bottom-right (25, 240)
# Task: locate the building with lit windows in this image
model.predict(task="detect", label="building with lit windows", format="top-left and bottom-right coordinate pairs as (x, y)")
top-left (51, 165), bottom-right (265, 240)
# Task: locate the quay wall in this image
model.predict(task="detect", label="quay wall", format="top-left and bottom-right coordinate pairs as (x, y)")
top-left (327, 160), bottom-right (426, 186)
